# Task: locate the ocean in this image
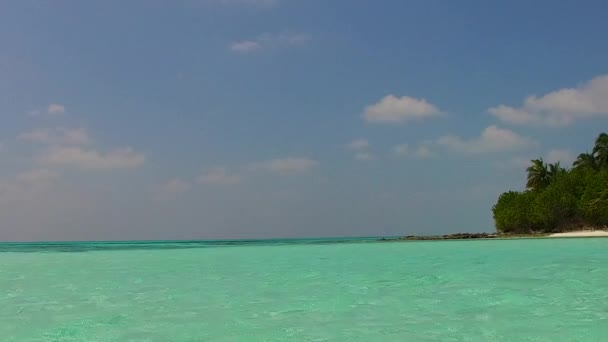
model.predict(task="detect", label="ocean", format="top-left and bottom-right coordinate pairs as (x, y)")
top-left (1, 237), bottom-right (607, 341)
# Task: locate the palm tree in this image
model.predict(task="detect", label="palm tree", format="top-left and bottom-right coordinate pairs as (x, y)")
top-left (592, 133), bottom-right (608, 169)
top-left (573, 151), bottom-right (597, 170)
top-left (526, 158), bottom-right (549, 191)
top-left (547, 162), bottom-right (566, 181)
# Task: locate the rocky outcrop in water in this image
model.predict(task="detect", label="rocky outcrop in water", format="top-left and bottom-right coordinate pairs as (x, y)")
top-left (403, 233), bottom-right (498, 240)
top-left (378, 233), bottom-right (499, 241)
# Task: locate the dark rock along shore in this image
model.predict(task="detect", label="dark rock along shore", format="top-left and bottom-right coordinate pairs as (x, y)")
top-left (380, 232), bottom-right (499, 241)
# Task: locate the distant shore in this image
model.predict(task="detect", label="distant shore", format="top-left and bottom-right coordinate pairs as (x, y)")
top-left (381, 230), bottom-right (608, 242)
top-left (395, 233), bottom-right (500, 241)
top-left (380, 232), bottom-right (521, 241)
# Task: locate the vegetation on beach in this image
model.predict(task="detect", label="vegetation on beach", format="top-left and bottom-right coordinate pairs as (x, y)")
top-left (493, 133), bottom-right (608, 234)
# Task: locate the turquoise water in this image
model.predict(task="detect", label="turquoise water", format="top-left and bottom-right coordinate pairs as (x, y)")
top-left (1, 238), bottom-right (607, 341)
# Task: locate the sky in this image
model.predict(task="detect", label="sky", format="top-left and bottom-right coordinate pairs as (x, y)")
top-left (1, 0), bottom-right (608, 241)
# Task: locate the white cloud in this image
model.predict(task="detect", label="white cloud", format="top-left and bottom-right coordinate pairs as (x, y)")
top-left (437, 125), bottom-right (535, 154)
top-left (63, 129), bottom-right (90, 145)
top-left (40, 146), bottom-right (145, 170)
top-left (498, 150), bottom-right (575, 169)
top-left (494, 156), bottom-right (535, 169)
top-left (248, 157), bottom-right (318, 175)
top-left (15, 169), bottom-right (59, 183)
top-left (230, 41), bottom-right (261, 53)
top-left (355, 152), bottom-right (373, 161)
top-left (156, 179), bottom-right (191, 199)
top-left (164, 179), bottom-right (191, 193)
top-left (1, 170), bottom-right (59, 205)
top-left (347, 139), bottom-right (370, 150)
top-left (217, 0), bottom-right (277, 5)
top-left (392, 143), bottom-right (409, 156)
top-left (18, 128), bottom-right (91, 146)
top-left (28, 104), bottom-right (66, 117)
top-left (48, 104), bottom-right (66, 115)
top-left (347, 139), bottom-right (372, 161)
top-left (363, 95), bottom-right (442, 124)
top-left (19, 129), bottom-right (51, 143)
top-left (197, 167), bottom-right (241, 185)
top-left (0, 171), bottom-right (93, 241)
top-left (393, 142), bottom-right (434, 159)
top-left (489, 74), bottom-right (608, 126)
top-left (545, 149), bottom-right (575, 166)
top-left (230, 32), bottom-right (311, 53)
top-left (414, 145), bottom-right (435, 159)
top-left (488, 105), bottom-right (536, 125)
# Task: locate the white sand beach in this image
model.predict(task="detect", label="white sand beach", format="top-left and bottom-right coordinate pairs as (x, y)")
top-left (549, 230), bottom-right (608, 238)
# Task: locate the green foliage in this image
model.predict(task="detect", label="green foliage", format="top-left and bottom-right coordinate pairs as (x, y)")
top-left (593, 133), bottom-right (608, 169)
top-left (579, 171), bottom-right (608, 225)
top-left (547, 162), bottom-right (566, 179)
top-left (493, 132), bottom-right (608, 233)
top-left (531, 178), bottom-right (579, 231)
top-left (552, 167), bottom-right (590, 200)
top-left (492, 191), bottom-right (538, 233)
top-left (526, 158), bottom-right (549, 191)
top-left (573, 152), bottom-right (597, 171)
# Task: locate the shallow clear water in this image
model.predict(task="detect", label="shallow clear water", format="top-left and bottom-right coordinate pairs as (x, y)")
top-left (1, 238), bottom-right (607, 341)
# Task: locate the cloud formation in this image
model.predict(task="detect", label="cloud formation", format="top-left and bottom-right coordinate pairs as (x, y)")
top-left (413, 145), bottom-right (435, 159)
top-left (363, 95), bottom-right (441, 124)
top-left (392, 143), bottom-right (409, 156)
top-left (15, 169), bottom-right (59, 183)
top-left (346, 139), bottom-right (373, 161)
top-left (392, 143), bottom-right (434, 158)
top-left (437, 125), bottom-right (535, 154)
top-left (230, 32), bottom-right (311, 53)
top-left (545, 149), bottom-right (575, 165)
top-left (197, 167), bottom-right (241, 185)
top-left (18, 128), bottom-right (91, 146)
top-left (48, 104), bottom-right (66, 115)
top-left (489, 74), bottom-right (608, 126)
top-left (355, 152), bottom-right (373, 161)
top-left (157, 179), bottom-right (191, 199)
top-left (217, 0), bottom-right (277, 6)
top-left (248, 157), bottom-right (318, 174)
top-left (347, 139), bottom-right (370, 150)
top-left (28, 104), bottom-right (66, 117)
top-left (230, 41), bottom-right (261, 53)
top-left (40, 146), bottom-right (145, 169)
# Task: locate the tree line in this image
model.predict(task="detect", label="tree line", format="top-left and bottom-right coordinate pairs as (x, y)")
top-left (492, 133), bottom-right (608, 234)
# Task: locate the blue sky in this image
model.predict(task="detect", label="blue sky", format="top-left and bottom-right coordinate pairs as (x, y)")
top-left (1, 0), bottom-right (607, 241)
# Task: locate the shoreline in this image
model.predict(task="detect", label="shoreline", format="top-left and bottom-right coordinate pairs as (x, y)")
top-left (382, 230), bottom-right (608, 242)
top-left (380, 232), bottom-right (535, 241)
top-left (548, 230), bottom-right (608, 238)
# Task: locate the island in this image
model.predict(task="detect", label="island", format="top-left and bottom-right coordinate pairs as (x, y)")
top-left (492, 132), bottom-right (608, 234)
top-left (384, 132), bottom-right (608, 241)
